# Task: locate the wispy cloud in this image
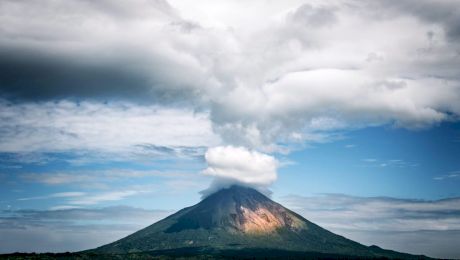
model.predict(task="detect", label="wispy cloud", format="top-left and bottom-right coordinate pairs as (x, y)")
top-left (361, 158), bottom-right (418, 168)
top-left (0, 152), bottom-right (57, 166)
top-left (0, 100), bottom-right (220, 154)
top-left (434, 171), bottom-right (460, 181)
top-left (15, 186), bottom-right (157, 207)
top-left (362, 158), bottom-right (378, 163)
top-left (67, 190), bottom-right (146, 206)
top-left (20, 169), bottom-right (198, 186)
top-left (48, 205), bottom-right (82, 211)
top-left (18, 192), bottom-right (86, 201)
top-left (38, 187), bottom-right (155, 207)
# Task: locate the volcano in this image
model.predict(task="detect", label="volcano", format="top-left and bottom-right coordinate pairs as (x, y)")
top-left (90, 186), bottom-right (422, 258)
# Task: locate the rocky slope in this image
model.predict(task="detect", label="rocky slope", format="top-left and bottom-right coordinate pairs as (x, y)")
top-left (90, 186), bottom-right (424, 258)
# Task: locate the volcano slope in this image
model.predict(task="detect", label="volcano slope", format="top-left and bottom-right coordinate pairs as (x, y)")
top-left (89, 185), bottom-right (426, 259)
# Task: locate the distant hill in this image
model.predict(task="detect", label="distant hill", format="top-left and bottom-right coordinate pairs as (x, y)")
top-left (83, 185), bottom-right (428, 259)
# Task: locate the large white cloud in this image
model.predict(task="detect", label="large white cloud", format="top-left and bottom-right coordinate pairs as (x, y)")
top-left (1, 0), bottom-right (460, 152)
top-left (202, 146), bottom-right (278, 191)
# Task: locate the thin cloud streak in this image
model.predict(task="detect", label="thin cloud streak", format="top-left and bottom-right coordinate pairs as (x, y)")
top-left (20, 169), bottom-right (197, 185)
top-left (434, 171), bottom-right (460, 181)
top-left (18, 192), bottom-right (86, 201)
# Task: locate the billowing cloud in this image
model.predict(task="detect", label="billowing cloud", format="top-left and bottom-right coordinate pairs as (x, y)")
top-left (201, 146), bottom-right (278, 195)
top-left (1, 0), bottom-right (460, 152)
top-left (0, 1), bottom-right (458, 256)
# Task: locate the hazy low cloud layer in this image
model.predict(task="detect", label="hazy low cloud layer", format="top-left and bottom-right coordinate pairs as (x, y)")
top-left (2, 194), bottom-right (459, 258)
top-left (1, 0), bottom-right (459, 152)
top-left (280, 194), bottom-right (460, 258)
top-left (0, 206), bottom-right (172, 253)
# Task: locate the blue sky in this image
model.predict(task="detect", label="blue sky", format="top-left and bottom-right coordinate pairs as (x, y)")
top-left (1, 121), bottom-right (460, 258)
top-left (2, 122), bottom-right (459, 212)
top-left (1, 122), bottom-right (458, 209)
top-left (1, 0), bottom-right (460, 258)
top-left (276, 122), bottom-right (460, 200)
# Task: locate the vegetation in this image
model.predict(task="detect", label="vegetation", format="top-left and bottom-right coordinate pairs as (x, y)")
top-left (1, 186), bottom-right (431, 259)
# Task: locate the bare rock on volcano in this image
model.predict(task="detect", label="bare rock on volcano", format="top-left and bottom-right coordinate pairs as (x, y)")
top-left (90, 186), bottom-right (424, 258)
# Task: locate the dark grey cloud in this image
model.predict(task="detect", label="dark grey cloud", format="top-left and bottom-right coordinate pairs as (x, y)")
top-left (135, 144), bottom-right (207, 159)
top-left (374, 0), bottom-right (460, 42)
top-left (0, 43), bottom-right (211, 104)
top-left (0, 0), bottom-right (209, 103)
top-left (0, 47), bottom-right (150, 101)
top-left (288, 4), bottom-right (337, 27)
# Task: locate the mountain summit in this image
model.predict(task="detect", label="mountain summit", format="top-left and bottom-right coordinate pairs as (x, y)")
top-left (91, 186), bottom-right (420, 258)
